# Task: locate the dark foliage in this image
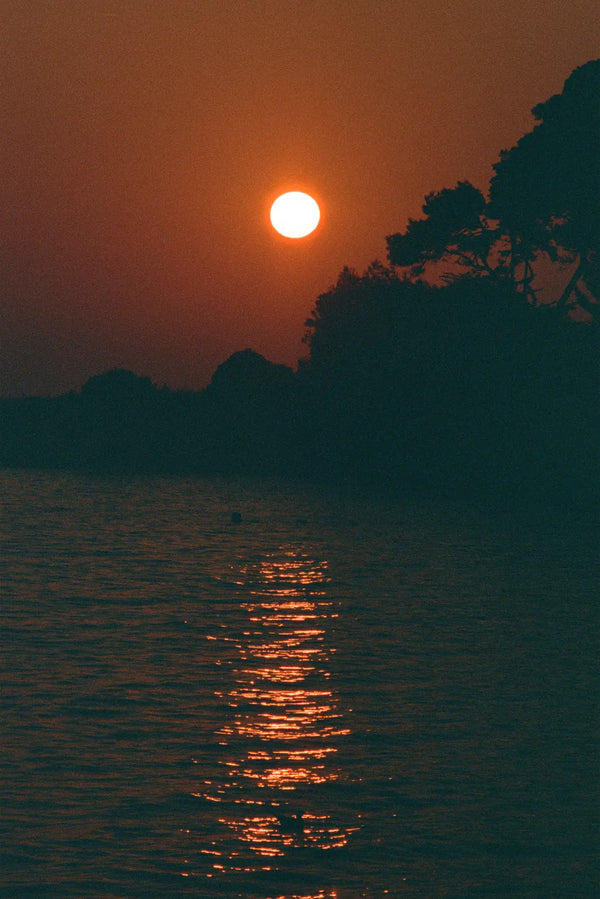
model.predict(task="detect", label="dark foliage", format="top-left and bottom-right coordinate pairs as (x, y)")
top-left (489, 59), bottom-right (600, 310)
top-left (203, 349), bottom-right (302, 474)
top-left (388, 60), bottom-right (600, 313)
top-left (0, 355), bottom-right (302, 477)
top-left (386, 181), bottom-right (493, 275)
top-left (302, 265), bottom-right (598, 502)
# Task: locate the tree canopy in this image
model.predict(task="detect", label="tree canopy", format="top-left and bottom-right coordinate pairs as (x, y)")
top-left (489, 59), bottom-right (600, 310)
top-left (387, 59), bottom-right (600, 313)
top-left (386, 181), bottom-right (496, 278)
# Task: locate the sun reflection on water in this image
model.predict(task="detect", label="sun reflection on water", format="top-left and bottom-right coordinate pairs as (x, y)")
top-left (196, 549), bottom-right (354, 881)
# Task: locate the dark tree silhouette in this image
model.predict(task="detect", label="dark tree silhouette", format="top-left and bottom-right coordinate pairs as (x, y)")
top-left (207, 349), bottom-right (294, 400)
top-left (303, 263), bottom-right (461, 486)
top-left (303, 262), bottom-right (410, 375)
top-left (77, 369), bottom-right (165, 471)
top-left (386, 180), bottom-right (543, 301)
top-left (489, 59), bottom-right (600, 312)
top-left (204, 349), bottom-right (299, 473)
top-left (388, 61), bottom-right (600, 312)
top-left (386, 181), bottom-right (498, 278)
top-left (302, 256), bottom-right (598, 500)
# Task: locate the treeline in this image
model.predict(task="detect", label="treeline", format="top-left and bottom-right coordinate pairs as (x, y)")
top-left (0, 356), bottom-right (303, 478)
top-left (1, 61), bottom-right (598, 505)
top-left (1, 282), bottom-right (596, 504)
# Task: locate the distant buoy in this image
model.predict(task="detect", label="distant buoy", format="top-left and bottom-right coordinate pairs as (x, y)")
top-left (275, 810), bottom-right (304, 836)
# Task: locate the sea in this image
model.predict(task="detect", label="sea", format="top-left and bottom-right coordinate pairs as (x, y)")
top-left (1, 470), bottom-right (597, 898)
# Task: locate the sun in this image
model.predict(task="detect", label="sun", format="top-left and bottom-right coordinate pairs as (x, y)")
top-left (270, 191), bottom-right (320, 239)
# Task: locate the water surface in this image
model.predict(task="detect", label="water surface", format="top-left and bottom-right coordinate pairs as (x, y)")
top-left (1, 472), bottom-right (597, 896)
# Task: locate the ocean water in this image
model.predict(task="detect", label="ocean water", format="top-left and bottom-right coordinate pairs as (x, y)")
top-left (1, 471), bottom-right (597, 898)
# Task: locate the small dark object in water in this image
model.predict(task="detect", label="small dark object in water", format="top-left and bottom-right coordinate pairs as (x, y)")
top-left (230, 512), bottom-right (242, 524)
top-left (275, 810), bottom-right (304, 835)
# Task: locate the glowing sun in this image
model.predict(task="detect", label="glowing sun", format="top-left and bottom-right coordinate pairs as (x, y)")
top-left (270, 191), bottom-right (320, 238)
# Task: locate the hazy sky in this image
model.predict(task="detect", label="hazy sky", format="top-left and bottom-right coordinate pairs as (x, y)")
top-left (2, 1), bottom-right (599, 395)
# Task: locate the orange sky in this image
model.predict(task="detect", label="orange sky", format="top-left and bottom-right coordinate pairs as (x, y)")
top-left (2, 0), bottom-right (599, 395)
